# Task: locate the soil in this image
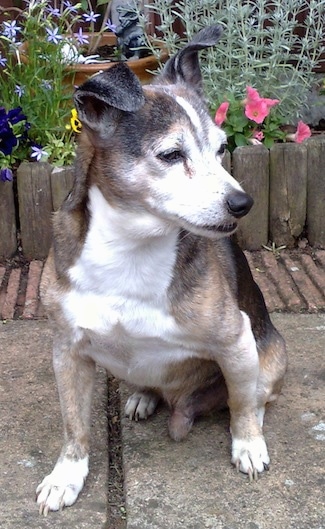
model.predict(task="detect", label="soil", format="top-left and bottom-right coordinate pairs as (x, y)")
top-left (92, 43), bottom-right (152, 62)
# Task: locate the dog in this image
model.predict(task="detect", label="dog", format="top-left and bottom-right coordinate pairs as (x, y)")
top-left (37, 25), bottom-right (287, 515)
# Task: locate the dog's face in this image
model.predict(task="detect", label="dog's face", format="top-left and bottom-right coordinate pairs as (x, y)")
top-left (74, 26), bottom-right (253, 239)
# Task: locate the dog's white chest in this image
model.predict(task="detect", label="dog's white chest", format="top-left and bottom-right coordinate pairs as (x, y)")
top-left (62, 288), bottom-right (190, 386)
top-left (61, 187), bottom-right (194, 385)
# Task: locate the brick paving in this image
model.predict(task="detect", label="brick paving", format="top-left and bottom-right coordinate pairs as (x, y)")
top-left (0, 249), bottom-right (324, 321)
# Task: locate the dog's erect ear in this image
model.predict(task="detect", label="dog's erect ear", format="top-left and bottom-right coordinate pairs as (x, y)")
top-left (74, 63), bottom-right (145, 135)
top-left (158, 25), bottom-right (222, 95)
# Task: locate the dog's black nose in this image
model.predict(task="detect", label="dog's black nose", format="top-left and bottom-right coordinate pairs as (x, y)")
top-left (226, 191), bottom-right (254, 218)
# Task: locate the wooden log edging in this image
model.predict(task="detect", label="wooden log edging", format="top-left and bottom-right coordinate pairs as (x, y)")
top-left (1, 136), bottom-right (324, 260)
top-left (233, 144), bottom-right (269, 250)
top-left (307, 137), bottom-right (325, 247)
top-left (269, 142), bottom-right (308, 247)
top-left (16, 162), bottom-right (74, 260)
top-left (0, 179), bottom-right (17, 259)
top-left (225, 136), bottom-right (325, 250)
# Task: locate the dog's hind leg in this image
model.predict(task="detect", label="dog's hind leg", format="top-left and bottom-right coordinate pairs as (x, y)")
top-left (167, 370), bottom-right (228, 441)
top-left (125, 389), bottom-right (160, 421)
top-left (36, 336), bottom-right (96, 515)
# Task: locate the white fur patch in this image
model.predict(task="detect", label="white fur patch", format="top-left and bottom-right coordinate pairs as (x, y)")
top-left (36, 456), bottom-right (89, 514)
top-left (231, 436), bottom-right (270, 476)
top-left (63, 186), bottom-right (201, 386)
top-left (125, 391), bottom-right (160, 420)
top-left (176, 95), bottom-right (203, 132)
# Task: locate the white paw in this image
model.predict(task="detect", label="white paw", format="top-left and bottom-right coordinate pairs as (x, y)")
top-left (36, 456), bottom-right (89, 515)
top-left (231, 436), bottom-right (270, 480)
top-left (125, 391), bottom-right (159, 420)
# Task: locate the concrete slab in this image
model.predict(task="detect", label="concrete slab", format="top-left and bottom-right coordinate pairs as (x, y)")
top-left (0, 320), bottom-right (108, 529)
top-left (121, 313), bottom-right (325, 529)
top-left (1, 314), bottom-right (324, 529)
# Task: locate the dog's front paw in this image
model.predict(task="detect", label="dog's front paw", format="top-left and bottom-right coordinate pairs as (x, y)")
top-left (125, 390), bottom-right (159, 420)
top-left (231, 436), bottom-right (270, 481)
top-left (36, 456), bottom-right (88, 516)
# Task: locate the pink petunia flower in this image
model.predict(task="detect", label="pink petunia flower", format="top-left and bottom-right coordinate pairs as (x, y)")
top-left (214, 101), bottom-right (229, 126)
top-left (253, 130), bottom-right (264, 141)
top-left (244, 86), bottom-right (279, 124)
top-left (245, 99), bottom-right (270, 124)
top-left (294, 121), bottom-right (311, 143)
top-left (245, 86), bottom-right (261, 103)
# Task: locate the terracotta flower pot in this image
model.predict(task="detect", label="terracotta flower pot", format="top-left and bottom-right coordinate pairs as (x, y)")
top-left (19, 33), bottom-right (167, 87)
top-left (65, 33), bottom-right (167, 86)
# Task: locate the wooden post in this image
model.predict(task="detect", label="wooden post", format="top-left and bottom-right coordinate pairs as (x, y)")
top-left (0, 180), bottom-right (17, 258)
top-left (307, 137), bottom-right (325, 248)
top-left (222, 150), bottom-right (231, 174)
top-left (17, 162), bottom-right (53, 260)
top-left (50, 166), bottom-right (74, 211)
top-left (269, 143), bottom-right (307, 247)
top-left (232, 145), bottom-right (269, 250)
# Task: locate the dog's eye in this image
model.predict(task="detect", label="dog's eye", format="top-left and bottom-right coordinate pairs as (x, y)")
top-left (158, 149), bottom-right (184, 164)
top-left (217, 143), bottom-right (227, 156)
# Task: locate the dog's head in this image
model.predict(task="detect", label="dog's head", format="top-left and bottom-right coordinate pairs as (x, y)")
top-left (74, 25), bottom-right (253, 239)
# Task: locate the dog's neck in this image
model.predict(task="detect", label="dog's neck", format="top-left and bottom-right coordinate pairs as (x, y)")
top-left (68, 185), bottom-right (179, 299)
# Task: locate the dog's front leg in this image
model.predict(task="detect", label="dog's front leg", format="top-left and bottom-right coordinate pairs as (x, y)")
top-left (218, 311), bottom-right (269, 480)
top-left (36, 338), bottom-right (96, 515)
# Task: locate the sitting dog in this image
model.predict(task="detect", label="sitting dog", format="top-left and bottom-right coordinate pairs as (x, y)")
top-left (37, 25), bottom-right (287, 515)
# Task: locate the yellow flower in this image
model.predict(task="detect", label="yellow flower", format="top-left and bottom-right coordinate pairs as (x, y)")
top-left (70, 108), bottom-right (82, 133)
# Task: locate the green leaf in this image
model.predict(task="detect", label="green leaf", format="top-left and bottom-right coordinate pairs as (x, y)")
top-left (96, 0), bottom-right (110, 6)
top-left (228, 113), bottom-right (249, 130)
top-left (223, 125), bottom-right (235, 137)
top-left (263, 136), bottom-right (275, 149)
top-left (234, 133), bottom-right (248, 147)
top-left (80, 0), bottom-right (89, 10)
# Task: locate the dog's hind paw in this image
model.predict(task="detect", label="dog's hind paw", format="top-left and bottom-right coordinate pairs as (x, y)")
top-left (36, 456), bottom-right (88, 515)
top-left (125, 390), bottom-right (159, 420)
top-left (231, 436), bottom-right (270, 481)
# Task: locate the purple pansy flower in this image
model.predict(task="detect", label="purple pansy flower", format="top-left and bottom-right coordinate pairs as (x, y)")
top-left (0, 168), bottom-right (13, 182)
top-left (7, 107), bottom-right (27, 125)
top-left (0, 125), bottom-right (18, 156)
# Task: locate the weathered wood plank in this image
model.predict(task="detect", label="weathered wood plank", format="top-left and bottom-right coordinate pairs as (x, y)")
top-left (50, 166), bottom-right (74, 211)
top-left (269, 143), bottom-right (307, 247)
top-left (17, 162), bottom-right (53, 259)
top-left (232, 144), bottom-right (269, 250)
top-left (0, 180), bottom-right (17, 258)
top-left (222, 150), bottom-right (231, 174)
top-left (307, 137), bottom-right (325, 248)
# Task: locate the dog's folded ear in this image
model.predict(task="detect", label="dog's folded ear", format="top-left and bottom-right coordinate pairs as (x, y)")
top-left (158, 25), bottom-right (223, 96)
top-left (74, 63), bottom-right (145, 135)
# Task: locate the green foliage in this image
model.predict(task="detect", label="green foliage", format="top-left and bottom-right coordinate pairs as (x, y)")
top-left (0, 0), bottom-right (79, 168)
top-left (0, 0), bottom-right (113, 173)
top-left (145, 0), bottom-right (325, 124)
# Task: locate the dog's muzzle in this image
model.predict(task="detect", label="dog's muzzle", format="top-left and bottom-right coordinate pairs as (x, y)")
top-left (226, 191), bottom-right (254, 219)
